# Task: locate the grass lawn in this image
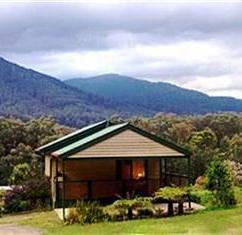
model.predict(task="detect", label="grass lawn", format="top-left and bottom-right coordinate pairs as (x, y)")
top-left (1, 207), bottom-right (242, 234)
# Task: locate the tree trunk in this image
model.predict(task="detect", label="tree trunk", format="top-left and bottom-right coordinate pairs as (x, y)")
top-left (167, 201), bottom-right (174, 216)
top-left (178, 202), bottom-right (184, 214)
top-left (128, 207), bottom-right (133, 220)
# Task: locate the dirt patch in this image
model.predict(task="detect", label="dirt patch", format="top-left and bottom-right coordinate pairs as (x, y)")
top-left (0, 224), bottom-right (42, 235)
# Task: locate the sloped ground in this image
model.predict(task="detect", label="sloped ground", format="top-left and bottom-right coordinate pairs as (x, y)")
top-left (1, 207), bottom-right (242, 234)
top-left (0, 224), bottom-right (41, 235)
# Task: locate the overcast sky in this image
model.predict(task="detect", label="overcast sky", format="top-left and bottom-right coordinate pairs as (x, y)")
top-left (1, 1), bottom-right (242, 98)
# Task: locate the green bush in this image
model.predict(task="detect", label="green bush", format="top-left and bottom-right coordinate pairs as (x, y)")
top-left (194, 176), bottom-right (208, 189)
top-left (4, 177), bottom-right (50, 213)
top-left (233, 187), bottom-right (242, 205)
top-left (4, 186), bottom-right (28, 213)
top-left (76, 201), bottom-right (107, 225)
top-left (106, 197), bottom-right (154, 220)
top-left (154, 187), bottom-right (189, 216)
top-left (9, 163), bottom-right (31, 185)
top-left (190, 189), bottom-right (216, 207)
top-left (0, 189), bottom-right (6, 217)
top-left (154, 187), bottom-right (188, 202)
top-left (136, 207), bottom-right (154, 217)
top-left (206, 158), bottom-right (236, 207)
top-left (104, 204), bottom-right (124, 221)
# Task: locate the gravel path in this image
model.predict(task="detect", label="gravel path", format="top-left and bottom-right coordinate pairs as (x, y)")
top-left (0, 224), bottom-right (42, 235)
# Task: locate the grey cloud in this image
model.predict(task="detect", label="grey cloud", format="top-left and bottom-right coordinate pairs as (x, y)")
top-left (1, 2), bottom-right (242, 98)
top-left (125, 62), bottom-right (232, 82)
top-left (1, 3), bottom-right (242, 53)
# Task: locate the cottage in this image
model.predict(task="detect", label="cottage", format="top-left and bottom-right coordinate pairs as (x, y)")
top-left (36, 120), bottom-right (191, 210)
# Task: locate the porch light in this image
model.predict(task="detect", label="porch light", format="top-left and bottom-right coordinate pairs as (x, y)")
top-left (137, 172), bottom-right (144, 178)
top-left (133, 160), bottom-right (145, 179)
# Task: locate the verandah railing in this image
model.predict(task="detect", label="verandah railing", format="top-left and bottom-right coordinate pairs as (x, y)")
top-left (56, 173), bottom-right (188, 201)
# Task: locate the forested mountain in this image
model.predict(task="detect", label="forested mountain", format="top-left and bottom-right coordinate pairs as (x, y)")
top-left (0, 58), bottom-right (121, 127)
top-left (1, 57), bottom-right (242, 128)
top-left (66, 74), bottom-right (242, 115)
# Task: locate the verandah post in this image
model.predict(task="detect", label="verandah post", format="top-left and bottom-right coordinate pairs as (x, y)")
top-left (187, 156), bottom-right (191, 209)
top-left (164, 158), bottom-right (168, 186)
top-left (159, 158), bottom-right (162, 187)
top-left (55, 158), bottom-right (58, 209)
top-left (61, 159), bottom-right (66, 221)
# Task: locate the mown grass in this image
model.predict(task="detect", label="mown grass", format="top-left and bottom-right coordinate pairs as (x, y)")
top-left (1, 207), bottom-right (242, 234)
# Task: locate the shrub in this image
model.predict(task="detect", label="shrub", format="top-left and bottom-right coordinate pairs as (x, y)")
top-left (4, 186), bottom-right (28, 213)
top-left (76, 200), bottom-right (107, 224)
top-left (226, 160), bottom-right (242, 186)
top-left (9, 163), bottom-right (31, 185)
top-left (206, 158), bottom-right (236, 207)
top-left (136, 207), bottom-right (154, 217)
top-left (66, 208), bottom-right (79, 225)
top-left (103, 205), bottom-right (120, 221)
top-left (106, 197), bottom-right (154, 220)
top-left (194, 176), bottom-right (208, 189)
top-left (113, 197), bottom-right (154, 219)
top-left (111, 199), bottom-right (131, 219)
top-left (24, 177), bottom-right (50, 209)
top-left (0, 189), bottom-right (6, 216)
top-left (154, 187), bottom-right (188, 202)
top-left (4, 177), bottom-right (50, 213)
top-left (154, 187), bottom-right (188, 216)
top-left (190, 188), bottom-right (216, 207)
top-left (233, 187), bottom-right (242, 205)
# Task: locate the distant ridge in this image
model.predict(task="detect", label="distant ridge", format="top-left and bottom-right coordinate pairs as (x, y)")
top-left (0, 56), bottom-right (242, 128)
top-left (65, 74), bottom-right (242, 115)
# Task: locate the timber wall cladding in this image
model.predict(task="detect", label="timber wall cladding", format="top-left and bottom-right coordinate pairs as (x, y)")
top-left (147, 159), bottom-right (160, 194)
top-left (70, 129), bottom-right (184, 158)
top-left (63, 159), bottom-right (116, 180)
top-left (148, 159), bottom-right (160, 179)
top-left (58, 159), bottom-right (119, 199)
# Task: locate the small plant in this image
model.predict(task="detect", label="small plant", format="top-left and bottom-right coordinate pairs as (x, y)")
top-left (153, 207), bottom-right (164, 217)
top-left (110, 197), bottom-right (154, 220)
top-left (103, 205), bottom-right (122, 221)
top-left (154, 187), bottom-right (188, 202)
top-left (66, 208), bottom-right (79, 225)
top-left (154, 187), bottom-right (188, 216)
top-left (76, 200), bottom-right (107, 224)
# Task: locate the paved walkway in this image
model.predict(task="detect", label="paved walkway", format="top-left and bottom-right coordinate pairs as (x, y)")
top-left (0, 224), bottom-right (42, 235)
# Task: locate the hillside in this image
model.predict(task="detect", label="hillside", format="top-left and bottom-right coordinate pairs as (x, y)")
top-left (1, 57), bottom-right (242, 128)
top-left (0, 58), bottom-right (120, 127)
top-left (65, 74), bottom-right (242, 115)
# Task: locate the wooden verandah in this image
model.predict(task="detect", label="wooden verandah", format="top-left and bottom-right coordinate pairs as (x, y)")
top-left (57, 155), bottom-right (191, 219)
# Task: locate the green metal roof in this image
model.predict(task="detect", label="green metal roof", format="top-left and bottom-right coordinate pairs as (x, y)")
top-left (52, 122), bottom-right (128, 157)
top-left (36, 120), bottom-right (108, 154)
top-left (36, 119), bottom-right (191, 158)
